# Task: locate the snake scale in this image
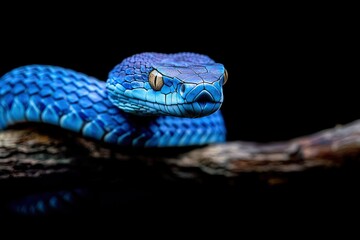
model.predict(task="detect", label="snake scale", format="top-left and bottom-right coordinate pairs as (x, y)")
top-left (0, 52), bottom-right (228, 215)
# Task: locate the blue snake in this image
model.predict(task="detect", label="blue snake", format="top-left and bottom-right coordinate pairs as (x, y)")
top-left (0, 52), bottom-right (227, 216)
top-left (0, 52), bottom-right (227, 147)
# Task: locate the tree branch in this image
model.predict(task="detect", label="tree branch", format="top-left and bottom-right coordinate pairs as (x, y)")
top-left (1, 120), bottom-right (360, 189)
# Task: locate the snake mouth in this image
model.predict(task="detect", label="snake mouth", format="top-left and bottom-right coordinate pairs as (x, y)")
top-left (140, 100), bottom-right (222, 118)
top-left (178, 101), bottom-right (222, 118)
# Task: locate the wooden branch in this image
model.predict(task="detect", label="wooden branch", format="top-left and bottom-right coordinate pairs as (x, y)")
top-left (1, 120), bottom-right (360, 190)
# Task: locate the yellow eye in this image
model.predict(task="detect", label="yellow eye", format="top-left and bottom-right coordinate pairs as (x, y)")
top-left (149, 69), bottom-right (164, 91)
top-left (223, 69), bottom-right (228, 85)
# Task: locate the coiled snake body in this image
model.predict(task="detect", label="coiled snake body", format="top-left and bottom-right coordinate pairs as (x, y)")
top-left (0, 52), bottom-right (227, 215)
top-left (0, 52), bottom-right (227, 147)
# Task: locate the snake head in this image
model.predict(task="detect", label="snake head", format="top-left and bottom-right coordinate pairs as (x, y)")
top-left (106, 52), bottom-right (227, 118)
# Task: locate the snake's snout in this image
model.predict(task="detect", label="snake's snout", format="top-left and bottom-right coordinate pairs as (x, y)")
top-left (180, 83), bottom-right (223, 117)
top-left (194, 90), bottom-right (214, 103)
top-left (182, 83), bottom-right (223, 104)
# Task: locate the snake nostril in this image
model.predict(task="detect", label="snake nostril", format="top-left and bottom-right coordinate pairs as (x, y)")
top-left (180, 84), bottom-right (186, 95)
top-left (194, 90), bottom-right (214, 103)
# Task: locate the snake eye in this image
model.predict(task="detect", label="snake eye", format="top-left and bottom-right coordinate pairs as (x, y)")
top-left (149, 69), bottom-right (164, 91)
top-left (223, 69), bottom-right (228, 85)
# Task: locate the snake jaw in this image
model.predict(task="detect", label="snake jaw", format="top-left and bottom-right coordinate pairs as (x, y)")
top-left (107, 80), bottom-right (222, 118)
top-left (181, 102), bottom-right (222, 118)
top-left (107, 75), bottom-right (224, 118)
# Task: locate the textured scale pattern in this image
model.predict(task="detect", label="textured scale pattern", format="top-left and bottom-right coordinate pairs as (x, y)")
top-left (0, 52), bottom-right (228, 216)
top-left (9, 188), bottom-right (89, 216)
top-left (0, 52), bottom-right (227, 147)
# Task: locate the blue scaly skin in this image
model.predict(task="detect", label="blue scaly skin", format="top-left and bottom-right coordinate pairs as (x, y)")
top-left (0, 52), bottom-right (228, 215)
top-left (7, 188), bottom-right (90, 216)
top-left (0, 52), bottom-right (227, 147)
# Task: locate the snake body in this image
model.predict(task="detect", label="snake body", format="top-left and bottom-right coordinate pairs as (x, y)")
top-left (0, 52), bottom-right (227, 216)
top-left (0, 52), bottom-right (227, 147)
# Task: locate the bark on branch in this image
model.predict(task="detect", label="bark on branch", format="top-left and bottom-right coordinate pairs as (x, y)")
top-left (1, 120), bottom-right (360, 189)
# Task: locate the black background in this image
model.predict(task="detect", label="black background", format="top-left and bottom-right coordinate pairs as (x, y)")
top-left (0, 3), bottom-right (359, 233)
top-left (1, 5), bottom-right (358, 144)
